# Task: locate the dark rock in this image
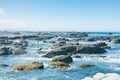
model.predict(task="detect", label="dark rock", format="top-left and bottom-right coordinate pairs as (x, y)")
top-left (94, 42), bottom-right (111, 49)
top-left (52, 55), bottom-right (73, 63)
top-left (72, 54), bottom-right (82, 58)
top-left (42, 45), bottom-right (76, 58)
top-left (0, 64), bottom-right (9, 67)
top-left (76, 45), bottom-right (107, 54)
top-left (0, 46), bottom-right (12, 55)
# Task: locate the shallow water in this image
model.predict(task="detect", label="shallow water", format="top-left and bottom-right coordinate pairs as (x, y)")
top-left (0, 32), bottom-right (120, 80)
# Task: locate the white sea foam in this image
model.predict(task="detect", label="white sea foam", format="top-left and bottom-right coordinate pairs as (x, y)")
top-left (82, 73), bottom-right (120, 80)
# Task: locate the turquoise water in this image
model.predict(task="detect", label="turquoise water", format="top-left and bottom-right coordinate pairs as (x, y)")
top-left (0, 32), bottom-right (120, 80)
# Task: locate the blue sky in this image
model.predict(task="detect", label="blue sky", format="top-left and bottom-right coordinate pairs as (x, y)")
top-left (0, 0), bottom-right (120, 31)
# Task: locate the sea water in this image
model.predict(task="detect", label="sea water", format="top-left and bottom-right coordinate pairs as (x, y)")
top-left (0, 32), bottom-right (120, 80)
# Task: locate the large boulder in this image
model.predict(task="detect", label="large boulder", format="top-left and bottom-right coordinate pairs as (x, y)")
top-left (12, 62), bottom-right (44, 71)
top-left (0, 46), bottom-right (12, 55)
top-left (52, 55), bottom-right (73, 63)
top-left (50, 62), bottom-right (70, 68)
top-left (76, 45), bottom-right (107, 54)
top-left (42, 45), bottom-right (76, 58)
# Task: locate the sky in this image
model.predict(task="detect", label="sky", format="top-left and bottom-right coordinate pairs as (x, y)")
top-left (0, 0), bottom-right (120, 31)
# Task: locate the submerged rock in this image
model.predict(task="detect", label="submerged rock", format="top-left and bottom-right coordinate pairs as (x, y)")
top-left (50, 62), bottom-right (70, 68)
top-left (12, 62), bottom-right (44, 71)
top-left (0, 64), bottom-right (9, 67)
top-left (79, 64), bottom-right (95, 68)
top-left (52, 55), bottom-right (73, 63)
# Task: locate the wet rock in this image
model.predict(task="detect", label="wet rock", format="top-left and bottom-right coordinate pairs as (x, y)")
top-left (0, 39), bottom-right (13, 45)
top-left (72, 54), bottom-right (82, 58)
top-left (0, 64), bottom-right (9, 67)
top-left (10, 47), bottom-right (27, 55)
top-left (79, 64), bottom-right (95, 68)
top-left (85, 38), bottom-right (95, 41)
top-left (94, 42), bottom-right (111, 49)
top-left (0, 46), bottom-right (12, 55)
top-left (76, 45), bottom-right (107, 54)
top-left (53, 41), bottom-right (66, 47)
top-left (12, 62), bottom-right (44, 71)
top-left (61, 32), bottom-right (88, 38)
top-left (58, 38), bottom-right (70, 41)
top-left (42, 45), bottom-right (76, 58)
top-left (52, 55), bottom-right (73, 63)
top-left (50, 62), bottom-right (70, 68)
top-left (12, 40), bottom-right (28, 47)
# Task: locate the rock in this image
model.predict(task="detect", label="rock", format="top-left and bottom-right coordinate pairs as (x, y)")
top-left (82, 73), bottom-right (120, 80)
top-left (10, 47), bottom-right (27, 55)
top-left (72, 54), bottom-right (82, 58)
top-left (42, 45), bottom-right (76, 58)
top-left (94, 42), bottom-right (111, 49)
top-left (53, 41), bottom-right (66, 47)
top-left (111, 38), bottom-right (120, 44)
top-left (58, 38), bottom-right (70, 41)
top-left (52, 55), bottom-right (73, 63)
top-left (0, 64), bottom-right (9, 67)
top-left (0, 46), bottom-right (12, 55)
top-left (12, 62), bottom-right (44, 71)
top-left (0, 39), bottom-right (13, 45)
top-left (79, 64), bottom-right (95, 68)
top-left (12, 40), bottom-right (28, 47)
top-left (60, 32), bottom-right (88, 38)
top-left (50, 62), bottom-right (70, 68)
top-left (85, 38), bottom-right (95, 41)
top-left (77, 45), bottom-right (107, 54)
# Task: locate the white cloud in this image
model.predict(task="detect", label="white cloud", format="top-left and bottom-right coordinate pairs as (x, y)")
top-left (0, 8), bottom-right (6, 15)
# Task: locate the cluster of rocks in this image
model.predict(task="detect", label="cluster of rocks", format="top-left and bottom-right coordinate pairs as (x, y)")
top-left (60, 32), bottom-right (88, 38)
top-left (0, 39), bottom-right (28, 55)
top-left (42, 42), bottom-right (110, 58)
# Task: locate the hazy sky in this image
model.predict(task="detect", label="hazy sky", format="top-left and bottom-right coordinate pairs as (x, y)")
top-left (0, 0), bottom-right (120, 31)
